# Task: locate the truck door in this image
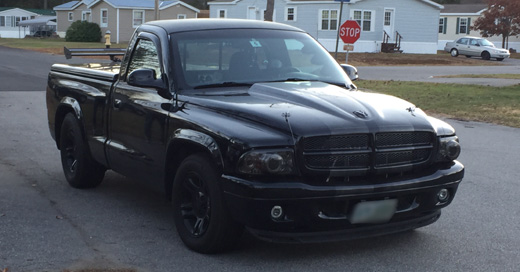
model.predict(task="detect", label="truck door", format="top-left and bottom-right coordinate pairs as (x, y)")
top-left (107, 33), bottom-right (171, 182)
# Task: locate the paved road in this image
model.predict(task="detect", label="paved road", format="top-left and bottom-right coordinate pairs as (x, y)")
top-left (0, 46), bottom-right (108, 92)
top-left (358, 59), bottom-right (520, 86)
top-left (1, 47), bottom-right (520, 271)
top-left (1, 91), bottom-right (519, 271)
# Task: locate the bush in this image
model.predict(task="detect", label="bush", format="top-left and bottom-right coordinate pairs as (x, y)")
top-left (65, 20), bottom-right (101, 42)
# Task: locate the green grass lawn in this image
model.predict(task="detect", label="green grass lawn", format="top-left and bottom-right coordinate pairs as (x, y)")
top-left (357, 80), bottom-right (520, 128)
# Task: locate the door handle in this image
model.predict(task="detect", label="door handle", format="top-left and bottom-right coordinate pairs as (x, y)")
top-left (114, 99), bottom-right (122, 109)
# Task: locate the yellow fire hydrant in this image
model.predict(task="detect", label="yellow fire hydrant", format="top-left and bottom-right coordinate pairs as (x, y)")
top-left (104, 30), bottom-right (111, 48)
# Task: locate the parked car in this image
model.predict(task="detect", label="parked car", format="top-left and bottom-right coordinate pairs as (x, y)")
top-left (33, 30), bottom-right (53, 37)
top-left (47, 19), bottom-right (464, 253)
top-left (444, 36), bottom-right (510, 61)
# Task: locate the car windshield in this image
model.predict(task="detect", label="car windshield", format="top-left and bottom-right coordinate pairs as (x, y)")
top-left (478, 39), bottom-right (495, 47)
top-left (170, 29), bottom-right (351, 90)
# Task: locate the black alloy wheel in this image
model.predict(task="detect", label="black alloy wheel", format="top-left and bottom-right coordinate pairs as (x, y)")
top-left (60, 113), bottom-right (105, 188)
top-left (180, 171), bottom-right (211, 237)
top-left (172, 153), bottom-right (243, 253)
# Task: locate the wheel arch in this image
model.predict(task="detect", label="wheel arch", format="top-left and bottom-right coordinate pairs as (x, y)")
top-left (164, 129), bottom-right (225, 200)
top-left (54, 97), bottom-right (83, 150)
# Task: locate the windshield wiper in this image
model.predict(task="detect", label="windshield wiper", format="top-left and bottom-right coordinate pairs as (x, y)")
top-left (194, 82), bottom-right (253, 89)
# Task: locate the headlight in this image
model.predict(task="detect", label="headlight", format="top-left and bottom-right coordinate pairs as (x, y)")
top-left (436, 136), bottom-right (461, 162)
top-left (237, 149), bottom-right (296, 175)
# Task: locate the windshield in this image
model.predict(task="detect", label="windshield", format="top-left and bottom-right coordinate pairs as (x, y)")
top-left (170, 29), bottom-right (351, 90)
top-left (478, 39), bottom-right (495, 47)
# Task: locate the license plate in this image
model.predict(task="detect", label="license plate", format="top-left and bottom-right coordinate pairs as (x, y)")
top-left (349, 199), bottom-right (398, 224)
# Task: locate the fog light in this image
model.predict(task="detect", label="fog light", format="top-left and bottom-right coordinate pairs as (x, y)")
top-left (438, 189), bottom-right (450, 202)
top-left (271, 206), bottom-right (283, 219)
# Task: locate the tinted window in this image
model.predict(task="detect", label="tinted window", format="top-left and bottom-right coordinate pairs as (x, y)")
top-left (127, 39), bottom-right (161, 80)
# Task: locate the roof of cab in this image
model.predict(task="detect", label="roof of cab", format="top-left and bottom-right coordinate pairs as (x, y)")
top-left (144, 18), bottom-right (305, 34)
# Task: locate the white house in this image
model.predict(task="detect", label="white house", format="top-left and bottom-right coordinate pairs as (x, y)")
top-left (208, 0), bottom-right (444, 54)
top-left (0, 7), bottom-right (55, 38)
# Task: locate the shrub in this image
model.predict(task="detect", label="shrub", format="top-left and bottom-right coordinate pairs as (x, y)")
top-left (65, 20), bottom-right (101, 42)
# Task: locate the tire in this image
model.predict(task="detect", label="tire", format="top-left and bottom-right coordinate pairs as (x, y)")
top-left (172, 153), bottom-right (243, 253)
top-left (450, 49), bottom-right (459, 57)
top-left (481, 51), bottom-right (491, 60)
top-left (60, 113), bottom-right (105, 188)
top-left (497, 58), bottom-right (504, 61)
top-left (465, 55), bottom-right (472, 58)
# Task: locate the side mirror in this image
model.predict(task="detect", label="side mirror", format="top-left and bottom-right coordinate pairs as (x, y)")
top-left (341, 64), bottom-right (359, 81)
top-left (127, 68), bottom-right (172, 99)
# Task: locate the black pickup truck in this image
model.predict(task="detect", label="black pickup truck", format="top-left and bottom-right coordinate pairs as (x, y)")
top-left (47, 19), bottom-right (464, 253)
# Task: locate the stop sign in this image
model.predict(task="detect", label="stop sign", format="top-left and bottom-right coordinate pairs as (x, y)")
top-left (339, 20), bottom-right (361, 44)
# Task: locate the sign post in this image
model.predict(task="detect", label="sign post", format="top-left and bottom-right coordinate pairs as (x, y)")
top-left (333, 0), bottom-right (350, 60)
top-left (339, 19), bottom-right (361, 63)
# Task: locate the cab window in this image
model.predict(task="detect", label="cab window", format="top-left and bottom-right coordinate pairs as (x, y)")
top-left (127, 39), bottom-right (161, 80)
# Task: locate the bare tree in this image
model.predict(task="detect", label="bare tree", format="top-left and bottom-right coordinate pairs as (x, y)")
top-left (265, 0), bottom-right (274, 21)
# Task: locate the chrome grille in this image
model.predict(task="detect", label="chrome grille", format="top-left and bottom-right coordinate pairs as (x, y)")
top-left (302, 132), bottom-right (434, 173)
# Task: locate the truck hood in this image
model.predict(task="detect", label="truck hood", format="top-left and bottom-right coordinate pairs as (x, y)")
top-left (184, 82), bottom-right (435, 139)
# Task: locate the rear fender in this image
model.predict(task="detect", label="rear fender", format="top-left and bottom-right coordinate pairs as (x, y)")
top-left (54, 97), bottom-right (83, 149)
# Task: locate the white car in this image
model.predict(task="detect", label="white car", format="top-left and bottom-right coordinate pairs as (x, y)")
top-left (444, 36), bottom-right (510, 61)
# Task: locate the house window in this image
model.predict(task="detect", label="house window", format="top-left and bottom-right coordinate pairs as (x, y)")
top-left (320, 9), bottom-right (338, 30)
top-left (100, 9), bottom-right (108, 27)
top-left (218, 9), bottom-right (227, 18)
top-left (384, 11), bottom-right (391, 26)
top-left (286, 7), bottom-right (296, 21)
top-left (4, 16), bottom-right (10, 27)
top-left (82, 11), bottom-right (91, 21)
top-left (178, 14), bottom-right (186, 19)
top-left (457, 17), bottom-right (471, 34)
top-left (353, 10), bottom-right (373, 31)
top-left (68, 12), bottom-right (73, 21)
top-left (133, 10), bottom-right (145, 28)
top-left (439, 17), bottom-right (447, 34)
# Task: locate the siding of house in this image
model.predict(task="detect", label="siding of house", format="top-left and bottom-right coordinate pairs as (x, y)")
top-left (351, 0), bottom-right (440, 53)
top-left (160, 4), bottom-right (197, 19)
top-left (209, 0), bottom-right (441, 54)
top-left (90, 2), bottom-right (117, 40)
top-left (56, 3), bottom-right (91, 37)
top-left (55, 11), bottom-right (70, 34)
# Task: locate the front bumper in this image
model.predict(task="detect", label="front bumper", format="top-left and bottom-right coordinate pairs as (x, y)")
top-left (220, 161), bottom-right (464, 243)
top-left (490, 52), bottom-right (510, 59)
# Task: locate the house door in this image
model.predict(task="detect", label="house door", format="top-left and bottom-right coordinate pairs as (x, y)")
top-left (248, 7), bottom-right (257, 20)
top-left (383, 9), bottom-right (394, 40)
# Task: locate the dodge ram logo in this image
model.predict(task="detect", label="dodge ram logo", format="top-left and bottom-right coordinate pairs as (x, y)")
top-left (353, 110), bottom-right (369, 119)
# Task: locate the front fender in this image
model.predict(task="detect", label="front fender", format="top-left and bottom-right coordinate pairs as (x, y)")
top-left (168, 129), bottom-right (224, 170)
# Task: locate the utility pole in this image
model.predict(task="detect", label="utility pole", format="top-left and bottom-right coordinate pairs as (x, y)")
top-left (155, 0), bottom-right (160, 20)
top-left (265, 0), bottom-right (274, 21)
